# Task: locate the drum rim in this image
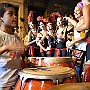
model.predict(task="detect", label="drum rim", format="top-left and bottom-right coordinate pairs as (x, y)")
top-left (19, 67), bottom-right (76, 83)
top-left (28, 57), bottom-right (73, 63)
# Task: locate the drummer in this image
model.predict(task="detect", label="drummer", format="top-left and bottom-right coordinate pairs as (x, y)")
top-left (0, 3), bottom-right (25, 89)
top-left (66, 2), bottom-right (87, 51)
top-left (65, 2), bottom-right (87, 82)
top-left (75, 0), bottom-right (90, 61)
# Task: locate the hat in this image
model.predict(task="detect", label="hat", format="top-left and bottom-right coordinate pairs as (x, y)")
top-left (77, 2), bottom-right (83, 10)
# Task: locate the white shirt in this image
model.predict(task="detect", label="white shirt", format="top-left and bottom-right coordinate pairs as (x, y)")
top-left (0, 30), bottom-right (21, 87)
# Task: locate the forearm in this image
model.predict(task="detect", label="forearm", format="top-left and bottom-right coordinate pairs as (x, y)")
top-left (39, 44), bottom-right (46, 51)
top-left (28, 40), bottom-right (36, 45)
top-left (65, 17), bottom-right (77, 27)
top-left (73, 37), bottom-right (84, 43)
top-left (28, 32), bottom-right (31, 43)
top-left (69, 19), bottom-right (77, 27)
top-left (68, 37), bottom-right (84, 47)
top-left (37, 41), bottom-right (46, 51)
top-left (0, 45), bottom-right (8, 55)
top-left (75, 23), bottom-right (90, 32)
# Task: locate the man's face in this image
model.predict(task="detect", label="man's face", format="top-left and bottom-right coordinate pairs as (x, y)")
top-left (2, 7), bottom-right (17, 27)
top-left (74, 6), bottom-right (82, 20)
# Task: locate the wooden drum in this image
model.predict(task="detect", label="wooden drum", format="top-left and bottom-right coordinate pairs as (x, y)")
top-left (48, 83), bottom-right (90, 90)
top-left (15, 66), bottom-right (77, 90)
top-left (82, 60), bottom-right (90, 82)
top-left (28, 57), bottom-right (75, 69)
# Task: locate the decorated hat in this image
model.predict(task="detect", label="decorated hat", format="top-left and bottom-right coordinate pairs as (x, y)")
top-left (77, 2), bottom-right (83, 10)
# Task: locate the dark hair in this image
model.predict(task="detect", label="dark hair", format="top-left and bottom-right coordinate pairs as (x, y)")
top-left (87, 0), bottom-right (90, 2)
top-left (0, 3), bottom-right (14, 17)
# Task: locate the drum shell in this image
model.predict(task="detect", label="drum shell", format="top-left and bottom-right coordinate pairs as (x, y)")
top-left (15, 67), bottom-right (78, 90)
top-left (14, 78), bottom-right (56, 90)
top-left (28, 57), bottom-right (75, 69)
top-left (82, 63), bottom-right (90, 82)
top-left (15, 75), bottom-right (77, 90)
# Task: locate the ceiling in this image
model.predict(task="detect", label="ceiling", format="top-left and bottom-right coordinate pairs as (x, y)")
top-left (27, 0), bottom-right (81, 14)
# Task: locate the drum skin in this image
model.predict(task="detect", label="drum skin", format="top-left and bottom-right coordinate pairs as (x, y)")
top-left (48, 83), bottom-right (90, 90)
top-left (14, 66), bottom-right (78, 90)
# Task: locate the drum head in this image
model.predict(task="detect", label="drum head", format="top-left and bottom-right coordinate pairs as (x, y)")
top-left (44, 57), bottom-right (73, 63)
top-left (21, 66), bottom-right (74, 76)
top-left (19, 66), bottom-right (76, 83)
top-left (48, 83), bottom-right (90, 90)
top-left (28, 57), bottom-right (73, 63)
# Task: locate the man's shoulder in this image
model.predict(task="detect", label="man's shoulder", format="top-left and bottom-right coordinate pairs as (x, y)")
top-left (84, 4), bottom-right (90, 9)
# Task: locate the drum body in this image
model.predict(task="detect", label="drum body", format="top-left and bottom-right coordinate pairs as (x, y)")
top-left (15, 66), bottom-right (77, 90)
top-left (28, 57), bottom-right (75, 69)
top-left (82, 60), bottom-right (90, 82)
top-left (14, 78), bottom-right (55, 90)
top-left (48, 83), bottom-right (90, 90)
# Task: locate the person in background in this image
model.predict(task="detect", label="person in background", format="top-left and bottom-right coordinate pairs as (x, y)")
top-left (66, 2), bottom-right (86, 51)
top-left (36, 21), bottom-right (49, 56)
top-left (54, 16), bottom-right (67, 57)
top-left (65, 2), bottom-right (87, 82)
top-left (75, 0), bottom-right (90, 61)
top-left (27, 21), bottom-right (40, 56)
top-left (46, 22), bottom-right (56, 56)
top-left (27, 11), bottom-right (34, 25)
top-left (0, 3), bottom-right (24, 90)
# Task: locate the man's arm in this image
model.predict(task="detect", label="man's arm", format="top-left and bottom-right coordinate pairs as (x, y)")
top-left (75, 5), bottom-right (90, 31)
top-left (0, 45), bottom-right (7, 55)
